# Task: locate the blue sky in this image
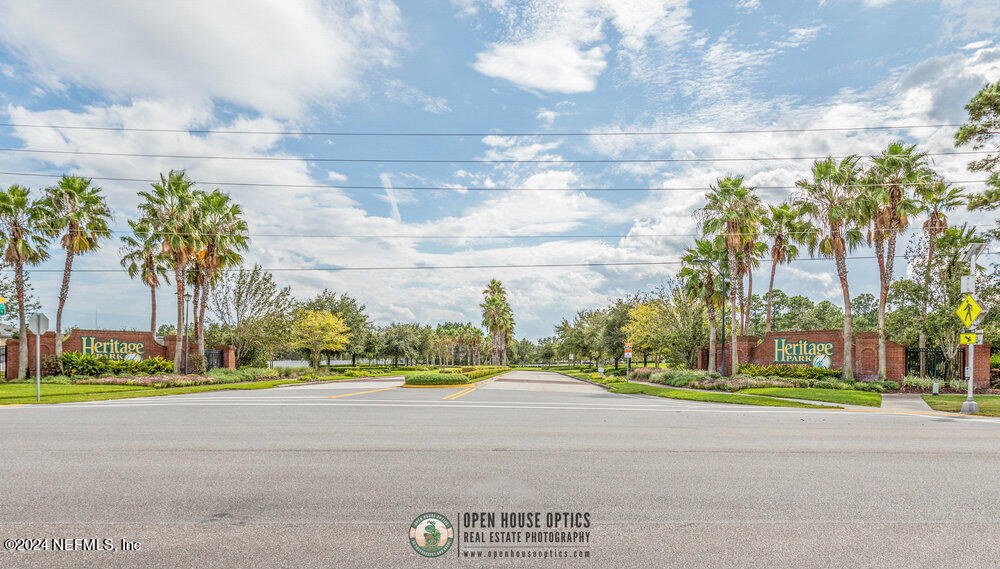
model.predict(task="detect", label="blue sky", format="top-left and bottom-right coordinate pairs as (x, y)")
top-left (0, 0), bottom-right (997, 339)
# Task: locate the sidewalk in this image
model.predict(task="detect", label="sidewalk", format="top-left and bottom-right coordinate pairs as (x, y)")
top-left (879, 393), bottom-right (933, 412)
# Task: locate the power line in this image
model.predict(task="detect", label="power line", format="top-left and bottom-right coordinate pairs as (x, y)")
top-left (0, 147), bottom-right (991, 164)
top-left (16, 251), bottom-right (996, 273)
top-left (0, 171), bottom-right (989, 193)
top-left (0, 122), bottom-right (972, 137)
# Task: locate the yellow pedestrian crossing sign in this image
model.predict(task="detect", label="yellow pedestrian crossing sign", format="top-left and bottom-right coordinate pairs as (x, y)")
top-left (956, 295), bottom-right (981, 327)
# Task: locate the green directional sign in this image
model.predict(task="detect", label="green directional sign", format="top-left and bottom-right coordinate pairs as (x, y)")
top-left (0, 296), bottom-right (5, 316)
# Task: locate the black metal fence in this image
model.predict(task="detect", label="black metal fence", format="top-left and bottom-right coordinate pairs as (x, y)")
top-left (0, 345), bottom-right (5, 380)
top-left (904, 347), bottom-right (964, 380)
top-left (204, 349), bottom-right (223, 371)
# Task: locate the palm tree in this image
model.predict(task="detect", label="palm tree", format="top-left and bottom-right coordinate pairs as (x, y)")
top-left (41, 175), bottom-right (112, 360)
top-left (698, 176), bottom-right (762, 373)
top-left (136, 170), bottom-right (200, 373)
top-left (680, 238), bottom-right (727, 372)
top-left (760, 203), bottom-right (813, 335)
top-left (480, 279), bottom-right (513, 365)
top-left (915, 178), bottom-right (965, 376)
top-left (120, 219), bottom-right (171, 337)
top-left (861, 142), bottom-right (929, 379)
top-left (0, 185), bottom-right (50, 379)
top-left (189, 189), bottom-right (247, 361)
top-left (793, 156), bottom-right (864, 380)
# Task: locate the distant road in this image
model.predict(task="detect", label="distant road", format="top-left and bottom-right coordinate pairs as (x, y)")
top-left (1, 370), bottom-right (999, 568)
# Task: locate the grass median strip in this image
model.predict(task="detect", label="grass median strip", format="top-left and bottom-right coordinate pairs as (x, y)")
top-left (608, 382), bottom-right (839, 409)
top-left (922, 395), bottom-right (1000, 416)
top-left (0, 379), bottom-right (306, 405)
top-left (737, 387), bottom-right (881, 407)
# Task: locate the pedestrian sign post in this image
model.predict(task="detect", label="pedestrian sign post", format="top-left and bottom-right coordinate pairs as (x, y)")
top-left (956, 295), bottom-right (981, 328)
top-left (958, 332), bottom-right (983, 346)
top-left (623, 342), bottom-right (632, 378)
top-left (0, 297), bottom-right (5, 316)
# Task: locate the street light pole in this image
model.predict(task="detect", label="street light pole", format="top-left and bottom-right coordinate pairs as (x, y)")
top-left (183, 292), bottom-right (192, 375)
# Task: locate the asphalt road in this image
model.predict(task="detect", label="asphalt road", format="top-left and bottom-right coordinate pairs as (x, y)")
top-left (2, 370), bottom-right (1000, 568)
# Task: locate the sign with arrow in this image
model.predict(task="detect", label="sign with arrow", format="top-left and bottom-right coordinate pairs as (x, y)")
top-left (960, 332), bottom-right (979, 345)
top-left (956, 295), bottom-right (982, 328)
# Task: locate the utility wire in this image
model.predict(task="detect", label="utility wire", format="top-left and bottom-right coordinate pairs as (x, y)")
top-left (0, 147), bottom-right (991, 164)
top-left (0, 171), bottom-right (989, 193)
top-left (16, 251), bottom-right (997, 273)
top-left (0, 122), bottom-right (973, 137)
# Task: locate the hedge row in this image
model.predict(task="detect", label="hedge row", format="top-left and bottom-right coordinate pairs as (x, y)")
top-left (404, 373), bottom-right (470, 385)
top-left (59, 352), bottom-right (174, 377)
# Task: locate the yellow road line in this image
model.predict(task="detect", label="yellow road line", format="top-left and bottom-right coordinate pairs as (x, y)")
top-left (443, 386), bottom-right (476, 400)
top-left (0, 403), bottom-right (26, 407)
top-left (324, 387), bottom-right (398, 399)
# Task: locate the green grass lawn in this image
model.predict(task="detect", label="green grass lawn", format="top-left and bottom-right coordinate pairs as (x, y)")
top-left (922, 395), bottom-right (1000, 416)
top-left (608, 382), bottom-right (838, 409)
top-left (0, 379), bottom-right (306, 405)
top-left (738, 387), bottom-right (881, 407)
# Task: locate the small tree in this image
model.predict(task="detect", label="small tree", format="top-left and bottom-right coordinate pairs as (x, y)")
top-left (292, 309), bottom-right (351, 370)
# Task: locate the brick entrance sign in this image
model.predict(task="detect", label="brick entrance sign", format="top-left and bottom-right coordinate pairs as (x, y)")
top-left (4, 329), bottom-right (235, 379)
top-left (698, 329), bottom-right (989, 386)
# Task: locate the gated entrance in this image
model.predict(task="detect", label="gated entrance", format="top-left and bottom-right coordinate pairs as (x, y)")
top-left (205, 349), bottom-right (223, 371)
top-left (904, 347), bottom-right (965, 380)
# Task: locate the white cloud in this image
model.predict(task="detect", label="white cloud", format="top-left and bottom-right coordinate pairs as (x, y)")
top-left (328, 171), bottom-right (348, 182)
top-left (467, 0), bottom-right (692, 94)
top-left (0, 1), bottom-right (405, 118)
top-left (777, 25), bottom-right (825, 49)
top-left (384, 79), bottom-right (450, 114)
top-left (735, 0), bottom-right (760, 11)
top-left (474, 39), bottom-right (609, 94)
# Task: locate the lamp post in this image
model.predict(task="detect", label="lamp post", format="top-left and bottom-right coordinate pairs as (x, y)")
top-left (959, 242), bottom-right (987, 415)
top-left (692, 258), bottom-right (728, 377)
top-left (183, 292), bottom-right (192, 375)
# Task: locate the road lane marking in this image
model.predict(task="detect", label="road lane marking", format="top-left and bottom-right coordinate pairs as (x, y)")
top-left (324, 387), bottom-right (398, 399)
top-left (443, 386), bottom-right (476, 400)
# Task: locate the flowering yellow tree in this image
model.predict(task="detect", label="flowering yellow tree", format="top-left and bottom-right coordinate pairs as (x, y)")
top-left (292, 309), bottom-right (351, 369)
top-left (624, 300), bottom-right (669, 364)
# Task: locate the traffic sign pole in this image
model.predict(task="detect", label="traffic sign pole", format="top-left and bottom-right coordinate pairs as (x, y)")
top-left (957, 244), bottom-right (985, 414)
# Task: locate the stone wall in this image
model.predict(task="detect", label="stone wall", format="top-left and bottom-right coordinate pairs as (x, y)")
top-left (697, 329), bottom-right (989, 385)
top-left (4, 329), bottom-right (235, 379)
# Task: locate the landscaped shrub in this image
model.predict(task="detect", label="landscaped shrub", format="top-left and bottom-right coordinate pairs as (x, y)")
top-left (41, 354), bottom-right (62, 377)
top-left (74, 374), bottom-right (217, 388)
top-left (60, 352), bottom-right (173, 377)
top-left (689, 375), bottom-right (794, 391)
top-left (739, 363), bottom-right (841, 380)
top-left (187, 353), bottom-right (207, 375)
top-left (902, 375), bottom-right (934, 390)
top-left (627, 367), bottom-right (657, 381)
top-left (276, 367), bottom-right (312, 378)
top-left (404, 373), bottom-right (469, 385)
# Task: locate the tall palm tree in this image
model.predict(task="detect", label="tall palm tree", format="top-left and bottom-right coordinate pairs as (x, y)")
top-left (698, 176), bottom-right (762, 373)
top-left (0, 185), bottom-right (50, 379)
top-left (136, 170), bottom-right (200, 373)
top-left (915, 178), bottom-right (965, 376)
top-left (41, 175), bottom-right (112, 360)
top-left (861, 142), bottom-right (929, 379)
top-left (793, 156), bottom-right (864, 380)
top-left (680, 238), bottom-right (727, 372)
top-left (760, 203), bottom-right (813, 335)
top-left (189, 189), bottom-right (247, 360)
top-left (120, 219), bottom-right (171, 337)
top-left (480, 279), bottom-right (513, 365)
